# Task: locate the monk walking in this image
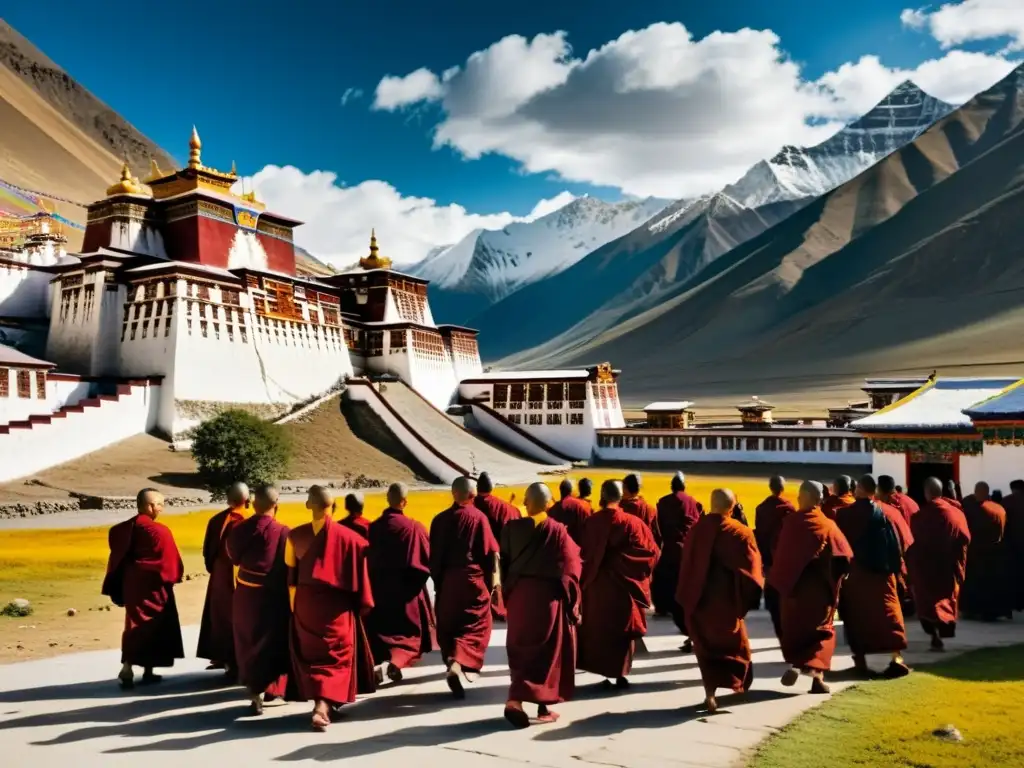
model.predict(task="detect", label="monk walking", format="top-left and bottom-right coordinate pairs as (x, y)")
top-left (432, 475), bottom-right (501, 698)
top-left (578, 480), bottom-right (659, 689)
top-left (754, 475), bottom-right (795, 639)
top-left (622, 473), bottom-right (662, 546)
top-left (366, 482), bottom-right (435, 685)
top-left (878, 475), bottom-right (919, 526)
top-left (907, 478), bottom-right (971, 650)
top-left (474, 471), bottom-right (520, 621)
top-left (678, 488), bottom-right (763, 713)
top-left (227, 484), bottom-right (292, 715)
top-left (652, 472), bottom-right (701, 619)
top-left (549, 477), bottom-right (592, 546)
top-left (578, 478), bottom-right (594, 510)
top-left (822, 476), bottom-right (855, 520)
top-left (287, 485), bottom-right (376, 731)
top-left (501, 483), bottom-right (582, 729)
top-left (1005, 479), bottom-right (1024, 612)
top-left (961, 481), bottom-right (1012, 621)
top-left (340, 492), bottom-right (371, 541)
top-left (102, 488), bottom-right (184, 689)
top-left (197, 481), bottom-right (249, 678)
top-left (768, 481), bottom-right (852, 694)
top-left (835, 476), bottom-right (911, 678)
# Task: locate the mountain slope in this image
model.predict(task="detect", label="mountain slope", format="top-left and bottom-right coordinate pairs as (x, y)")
top-left (550, 64), bottom-right (1024, 406)
top-left (411, 196), bottom-right (669, 325)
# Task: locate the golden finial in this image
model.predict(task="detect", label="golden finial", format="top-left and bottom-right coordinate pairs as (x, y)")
top-left (230, 159), bottom-right (237, 176)
top-left (188, 125), bottom-right (202, 169)
top-left (146, 158), bottom-right (163, 181)
top-left (106, 160), bottom-right (143, 196)
top-left (360, 228), bottom-right (392, 270)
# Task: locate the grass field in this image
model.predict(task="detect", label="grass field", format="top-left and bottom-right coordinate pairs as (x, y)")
top-left (750, 644), bottom-right (1024, 768)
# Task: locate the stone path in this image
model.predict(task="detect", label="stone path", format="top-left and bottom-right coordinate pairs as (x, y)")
top-left (2, 613), bottom-right (1022, 767)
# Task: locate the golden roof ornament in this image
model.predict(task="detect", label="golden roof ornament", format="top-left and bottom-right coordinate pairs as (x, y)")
top-left (359, 228), bottom-right (392, 270)
top-left (188, 125), bottom-right (202, 169)
top-left (230, 160), bottom-right (237, 176)
top-left (146, 158), bottom-right (164, 182)
top-left (106, 161), bottom-right (144, 196)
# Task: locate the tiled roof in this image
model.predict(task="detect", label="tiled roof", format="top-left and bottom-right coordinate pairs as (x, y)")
top-left (643, 401), bottom-right (695, 412)
top-left (963, 379), bottom-right (1024, 419)
top-left (852, 377), bottom-right (1019, 431)
top-left (0, 344), bottom-right (55, 369)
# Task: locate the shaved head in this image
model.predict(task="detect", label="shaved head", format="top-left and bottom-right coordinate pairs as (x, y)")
top-left (834, 475), bottom-right (852, 496)
top-left (924, 477), bottom-right (943, 501)
top-left (769, 475), bottom-right (785, 495)
top-left (558, 477), bottom-right (573, 499)
top-left (670, 471), bottom-right (685, 493)
top-left (344, 492), bottom-right (365, 517)
top-left (856, 474), bottom-right (877, 498)
top-left (452, 475), bottom-right (477, 504)
top-left (623, 473), bottom-right (641, 495)
top-left (600, 479), bottom-right (623, 506)
top-left (253, 484), bottom-right (279, 515)
top-left (477, 472), bottom-right (494, 494)
top-left (798, 480), bottom-right (824, 511)
top-left (387, 482), bottom-right (408, 509)
top-left (524, 482), bottom-right (552, 516)
top-left (974, 481), bottom-right (990, 500)
top-left (306, 484), bottom-right (334, 514)
top-left (226, 481), bottom-right (250, 507)
top-left (877, 475), bottom-right (896, 495)
top-left (136, 487), bottom-right (164, 519)
top-left (710, 488), bottom-right (736, 515)
top-left (578, 478), bottom-right (593, 498)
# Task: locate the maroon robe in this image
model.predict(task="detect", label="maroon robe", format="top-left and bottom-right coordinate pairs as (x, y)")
top-left (754, 494), bottom-right (796, 638)
top-left (430, 501), bottom-right (499, 673)
top-left (767, 507), bottom-right (852, 671)
top-left (500, 516), bottom-right (582, 705)
top-left (548, 495), bottom-right (592, 547)
top-left (366, 508), bottom-right (435, 669)
top-left (578, 505), bottom-right (659, 679)
top-left (1004, 491), bottom-right (1024, 611)
top-left (102, 514), bottom-right (185, 669)
top-left (961, 495), bottom-right (1011, 620)
top-left (822, 493), bottom-right (854, 521)
top-left (678, 514), bottom-right (763, 693)
top-left (197, 507), bottom-right (245, 665)
top-left (227, 514), bottom-right (292, 695)
top-left (289, 516), bottom-right (376, 705)
top-left (473, 493), bottom-right (520, 621)
top-left (835, 499), bottom-right (910, 656)
top-left (907, 498), bottom-right (970, 637)
top-left (652, 491), bottom-right (701, 619)
top-left (340, 514), bottom-right (371, 542)
top-left (887, 491), bottom-right (920, 527)
top-left (622, 495), bottom-right (663, 548)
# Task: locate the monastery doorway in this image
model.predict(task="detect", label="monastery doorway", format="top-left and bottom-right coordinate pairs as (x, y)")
top-left (906, 452), bottom-right (957, 505)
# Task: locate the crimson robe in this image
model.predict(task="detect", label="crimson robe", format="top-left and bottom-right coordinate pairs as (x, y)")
top-left (678, 514), bottom-right (763, 693)
top-left (578, 505), bottom-right (659, 679)
top-left (548, 495), bottom-right (592, 547)
top-left (767, 507), bottom-right (852, 671)
top-left (227, 514), bottom-right (292, 695)
top-left (652, 491), bottom-right (701, 619)
top-left (102, 514), bottom-right (184, 668)
top-left (366, 508), bottom-right (435, 669)
top-left (622, 495), bottom-right (663, 548)
top-left (197, 507), bottom-right (245, 665)
top-left (822, 493), bottom-right (854, 521)
top-left (473, 493), bottom-right (520, 621)
top-left (430, 502), bottom-right (499, 673)
top-left (340, 514), bottom-right (371, 542)
top-left (500, 516), bottom-right (582, 705)
top-left (754, 494), bottom-right (796, 639)
top-left (907, 498), bottom-right (970, 637)
top-left (961, 496), bottom-right (1012, 620)
top-left (1004, 491), bottom-right (1024, 611)
top-left (835, 499), bottom-right (910, 656)
top-left (887, 491), bottom-right (920, 527)
top-left (289, 516), bottom-right (376, 705)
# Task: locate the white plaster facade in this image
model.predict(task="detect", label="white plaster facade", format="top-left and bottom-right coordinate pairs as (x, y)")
top-left (0, 260), bottom-right (52, 318)
top-left (868, 451), bottom-right (907, 486)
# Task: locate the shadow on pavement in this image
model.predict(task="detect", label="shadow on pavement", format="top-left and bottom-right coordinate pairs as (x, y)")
top-left (0, 672), bottom-right (228, 704)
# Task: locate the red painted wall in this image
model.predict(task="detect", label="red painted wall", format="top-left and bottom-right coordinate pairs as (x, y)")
top-left (162, 215), bottom-right (236, 268)
top-left (256, 232), bottom-right (296, 275)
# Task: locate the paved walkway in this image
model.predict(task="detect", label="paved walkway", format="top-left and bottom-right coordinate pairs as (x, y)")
top-left (2, 613), bottom-right (1021, 768)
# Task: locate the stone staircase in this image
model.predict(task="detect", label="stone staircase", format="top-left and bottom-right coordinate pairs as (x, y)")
top-left (378, 382), bottom-right (567, 484)
top-left (0, 385), bottom-right (130, 433)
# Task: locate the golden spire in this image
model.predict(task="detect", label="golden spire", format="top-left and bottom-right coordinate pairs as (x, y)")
top-left (146, 157), bottom-right (164, 182)
top-left (188, 125), bottom-right (202, 169)
top-left (106, 160), bottom-right (144, 196)
top-left (359, 228), bottom-right (392, 270)
top-left (230, 159), bottom-right (237, 176)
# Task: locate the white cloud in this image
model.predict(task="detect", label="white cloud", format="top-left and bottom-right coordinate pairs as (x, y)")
top-left (901, 1), bottom-right (1024, 50)
top-left (370, 22), bottom-right (1018, 198)
top-left (246, 165), bottom-right (573, 266)
top-left (340, 87), bottom-right (364, 106)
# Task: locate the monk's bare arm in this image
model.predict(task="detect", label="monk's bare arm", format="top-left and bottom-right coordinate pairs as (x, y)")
top-left (284, 536), bottom-right (297, 611)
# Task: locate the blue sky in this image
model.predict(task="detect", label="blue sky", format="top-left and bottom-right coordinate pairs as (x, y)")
top-left (5, 1), bottom-right (1020, 263)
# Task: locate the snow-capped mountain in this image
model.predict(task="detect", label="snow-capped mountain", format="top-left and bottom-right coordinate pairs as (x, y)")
top-left (724, 81), bottom-right (954, 208)
top-left (409, 195), bottom-right (670, 322)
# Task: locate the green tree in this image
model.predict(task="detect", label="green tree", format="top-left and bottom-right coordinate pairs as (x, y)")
top-left (191, 410), bottom-right (292, 499)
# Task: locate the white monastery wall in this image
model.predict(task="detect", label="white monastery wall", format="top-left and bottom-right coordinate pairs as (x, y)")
top-left (0, 382), bottom-right (160, 483)
top-left (0, 372), bottom-right (92, 425)
top-left (109, 219), bottom-right (167, 259)
top-left (226, 231), bottom-right (269, 271)
top-left (978, 444), bottom-right (1023, 493)
top-left (598, 433), bottom-right (871, 465)
top-left (959, 452), bottom-right (985, 492)
top-left (0, 262), bottom-right (51, 318)
top-left (464, 404), bottom-right (572, 464)
top-left (870, 451), bottom-right (907, 487)
top-left (45, 271), bottom-right (108, 374)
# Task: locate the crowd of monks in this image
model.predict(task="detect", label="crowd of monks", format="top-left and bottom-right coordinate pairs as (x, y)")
top-left (101, 468), bottom-right (1024, 729)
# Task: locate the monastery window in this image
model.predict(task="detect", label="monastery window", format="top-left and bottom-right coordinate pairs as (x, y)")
top-left (546, 413), bottom-right (563, 426)
top-left (508, 413), bottom-right (521, 425)
top-left (722, 436), bottom-right (735, 450)
top-left (528, 384), bottom-right (545, 409)
top-left (763, 437), bottom-right (778, 451)
top-left (16, 370), bottom-right (31, 398)
top-left (828, 437), bottom-right (843, 452)
top-left (0, 368), bottom-right (7, 397)
top-left (143, 303), bottom-right (153, 318)
top-left (246, 274), bottom-right (260, 290)
top-left (705, 437), bottom-right (718, 450)
top-left (611, 435), bottom-right (624, 448)
top-left (691, 436), bottom-right (703, 450)
top-left (129, 322), bottom-right (139, 341)
top-left (629, 435), bottom-right (644, 449)
top-left (647, 436), bottom-right (661, 449)
top-left (187, 319), bottom-right (193, 336)
top-left (547, 382), bottom-right (566, 403)
top-left (241, 328), bottom-right (248, 344)
top-left (509, 383), bottom-right (526, 405)
top-left (803, 438), bottom-right (818, 452)
top-left (200, 321), bottom-right (208, 338)
top-left (744, 437), bottom-right (759, 450)
top-left (785, 438), bottom-right (800, 452)
top-left (165, 318), bottom-right (172, 337)
top-left (197, 285), bottom-right (210, 301)
top-left (389, 330), bottom-right (407, 352)
top-left (494, 384), bottom-right (509, 408)
top-left (567, 383), bottom-right (586, 409)
top-left (847, 439), bottom-right (863, 453)
top-left (165, 280), bottom-right (177, 297)
top-left (223, 289), bottom-right (240, 306)
top-left (368, 332), bottom-right (384, 357)
top-left (528, 414), bottom-right (543, 426)
top-left (141, 321), bottom-right (149, 339)
top-left (145, 282), bottom-right (157, 301)
top-left (596, 434), bottom-right (608, 448)
top-left (664, 436), bottom-right (677, 449)
top-left (569, 413), bottom-right (584, 426)
top-left (294, 286), bottom-right (306, 299)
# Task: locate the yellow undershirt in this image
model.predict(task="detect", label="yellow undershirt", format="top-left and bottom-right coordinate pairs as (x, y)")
top-left (284, 516), bottom-right (327, 610)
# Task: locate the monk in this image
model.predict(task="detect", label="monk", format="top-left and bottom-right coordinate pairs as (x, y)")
top-left (822, 475), bottom-right (855, 520)
top-left (578, 480), bottom-right (659, 689)
top-left (340, 492), bottom-right (371, 541)
top-left (287, 485), bottom-right (376, 731)
top-left (652, 472), bottom-right (701, 620)
top-left (678, 488), bottom-right (763, 713)
top-left (961, 482), bottom-right (1012, 621)
top-left (835, 476), bottom-right (911, 678)
top-left (768, 480), bottom-right (852, 694)
top-left (366, 482), bottom-right (435, 685)
top-left (754, 475), bottom-right (796, 640)
top-left (944, 480), bottom-right (963, 508)
top-left (878, 474), bottom-right (919, 527)
top-left (501, 482), bottom-right (582, 729)
top-left (474, 471), bottom-right (520, 621)
top-left (431, 475), bottom-right (501, 698)
top-left (578, 478), bottom-right (594, 510)
top-left (1005, 479), bottom-right (1024, 612)
top-left (548, 477), bottom-right (592, 546)
top-left (102, 488), bottom-right (184, 689)
top-left (907, 477), bottom-right (971, 650)
top-left (197, 481), bottom-right (249, 677)
top-left (227, 484), bottom-right (292, 715)
top-left (621, 473), bottom-right (662, 547)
